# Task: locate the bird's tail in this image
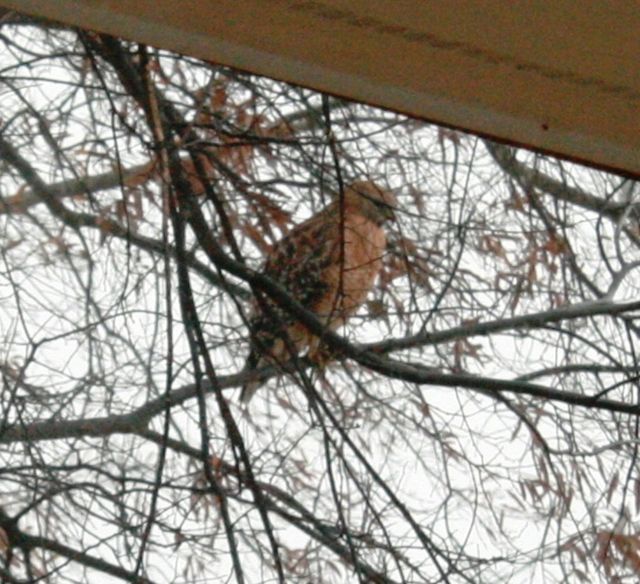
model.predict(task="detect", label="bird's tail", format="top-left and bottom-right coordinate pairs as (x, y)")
top-left (239, 378), bottom-right (260, 404)
top-left (240, 351), bottom-right (262, 404)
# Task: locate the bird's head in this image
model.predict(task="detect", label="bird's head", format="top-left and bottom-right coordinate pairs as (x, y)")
top-left (343, 180), bottom-right (397, 225)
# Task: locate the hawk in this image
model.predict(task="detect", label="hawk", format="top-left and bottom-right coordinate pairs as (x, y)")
top-left (240, 180), bottom-right (396, 403)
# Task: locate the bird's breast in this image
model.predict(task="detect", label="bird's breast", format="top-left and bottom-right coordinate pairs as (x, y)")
top-left (312, 215), bottom-right (386, 322)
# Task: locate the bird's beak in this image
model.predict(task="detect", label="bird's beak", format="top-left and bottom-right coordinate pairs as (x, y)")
top-left (382, 203), bottom-right (396, 221)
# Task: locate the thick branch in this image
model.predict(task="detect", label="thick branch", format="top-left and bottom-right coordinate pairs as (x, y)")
top-left (367, 299), bottom-right (640, 353)
top-left (0, 161), bottom-right (154, 215)
top-left (0, 370), bottom-right (240, 444)
top-left (0, 508), bottom-right (155, 584)
top-left (3, 349), bottom-right (640, 450)
top-left (486, 141), bottom-right (628, 220)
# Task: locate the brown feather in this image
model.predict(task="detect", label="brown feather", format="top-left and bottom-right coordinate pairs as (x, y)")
top-left (241, 181), bottom-right (395, 402)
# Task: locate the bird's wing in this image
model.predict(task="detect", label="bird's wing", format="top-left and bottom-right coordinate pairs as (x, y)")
top-left (246, 211), bottom-right (338, 349)
top-left (240, 210), bottom-right (339, 402)
top-left (262, 210), bottom-right (339, 309)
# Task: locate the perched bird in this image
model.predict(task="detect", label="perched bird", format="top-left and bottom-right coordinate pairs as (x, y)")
top-left (240, 180), bottom-right (396, 403)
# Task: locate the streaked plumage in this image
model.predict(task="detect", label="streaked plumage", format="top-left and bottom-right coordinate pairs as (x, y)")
top-left (241, 180), bottom-right (396, 402)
